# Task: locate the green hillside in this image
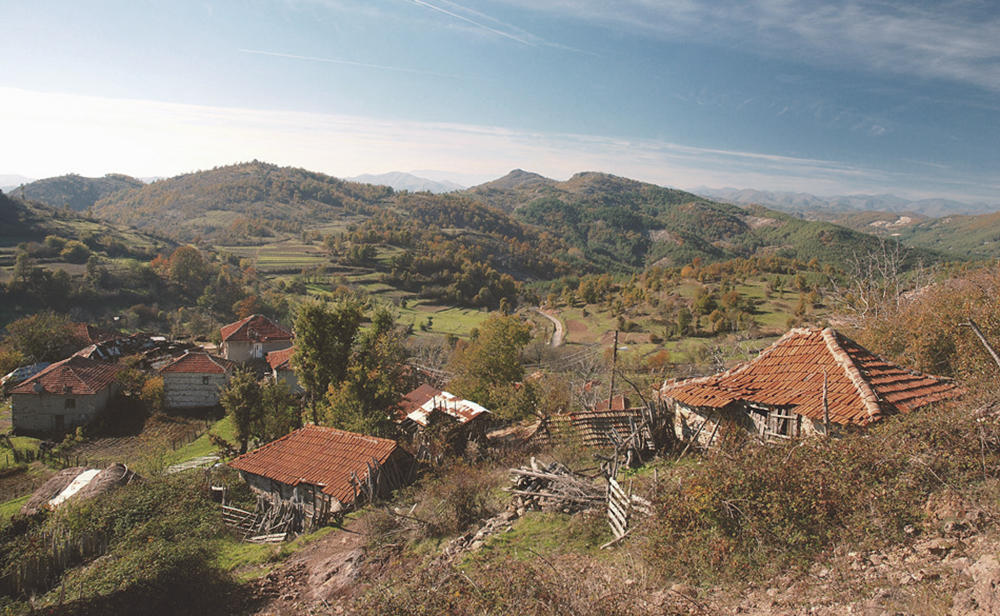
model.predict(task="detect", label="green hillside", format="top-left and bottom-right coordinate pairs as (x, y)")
top-left (467, 171), bottom-right (941, 272)
top-left (19, 173), bottom-right (145, 212)
top-left (888, 211), bottom-right (1000, 259)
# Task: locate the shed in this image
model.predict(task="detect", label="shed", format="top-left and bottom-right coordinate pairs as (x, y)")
top-left (11, 356), bottom-right (125, 435)
top-left (229, 425), bottom-right (415, 515)
top-left (219, 314), bottom-right (293, 362)
top-left (265, 346), bottom-right (302, 393)
top-left (657, 327), bottom-right (960, 446)
top-left (158, 349), bottom-right (235, 409)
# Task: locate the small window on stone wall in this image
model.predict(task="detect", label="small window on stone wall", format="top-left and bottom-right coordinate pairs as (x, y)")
top-left (202, 376), bottom-right (210, 385)
top-left (65, 398), bottom-right (76, 409)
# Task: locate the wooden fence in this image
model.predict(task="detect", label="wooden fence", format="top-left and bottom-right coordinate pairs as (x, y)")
top-left (606, 477), bottom-right (630, 540)
top-left (0, 530), bottom-right (109, 599)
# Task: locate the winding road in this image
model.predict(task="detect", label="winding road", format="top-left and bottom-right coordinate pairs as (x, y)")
top-left (534, 308), bottom-right (565, 347)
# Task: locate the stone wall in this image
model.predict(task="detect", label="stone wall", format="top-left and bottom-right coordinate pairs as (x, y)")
top-left (163, 372), bottom-right (229, 408)
top-left (11, 387), bottom-right (114, 434)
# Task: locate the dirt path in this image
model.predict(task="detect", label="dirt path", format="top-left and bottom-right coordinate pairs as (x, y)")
top-left (534, 308), bottom-right (565, 347)
top-left (247, 522), bottom-right (367, 615)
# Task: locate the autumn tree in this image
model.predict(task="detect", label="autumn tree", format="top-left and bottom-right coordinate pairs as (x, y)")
top-left (448, 313), bottom-right (533, 419)
top-left (4, 311), bottom-right (74, 364)
top-left (168, 245), bottom-right (209, 297)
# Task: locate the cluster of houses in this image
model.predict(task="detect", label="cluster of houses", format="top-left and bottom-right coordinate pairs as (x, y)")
top-left (5, 321), bottom-right (963, 521)
top-left (6, 314), bottom-right (296, 435)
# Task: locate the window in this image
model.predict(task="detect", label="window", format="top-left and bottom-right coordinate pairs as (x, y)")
top-left (202, 376), bottom-right (210, 385)
top-left (64, 398), bottom-right (76, 409)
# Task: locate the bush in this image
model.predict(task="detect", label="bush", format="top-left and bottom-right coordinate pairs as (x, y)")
top-left (640, 402), bottom-right (1000, 583)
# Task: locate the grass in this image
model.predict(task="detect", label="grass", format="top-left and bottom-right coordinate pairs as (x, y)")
top-left (399, 302), bottom-right (491, 338)
top-left (478, 510), bottom-right (612, 561)
top-left (0, 494), bottom-right (29, 521)
top-left (163, 415), bottom-right (236, 466)
top-left (214, 525), bottom-right (337, 582)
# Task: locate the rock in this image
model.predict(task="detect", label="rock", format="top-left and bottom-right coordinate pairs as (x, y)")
top-left (869, 554), bottom-right (883, 567)
top-left (951, 554), bottom-right (1000, 615)
top-left (470, 540), bottom-right (485, 550)
top-left (918, 538), bottom-right (959, 558)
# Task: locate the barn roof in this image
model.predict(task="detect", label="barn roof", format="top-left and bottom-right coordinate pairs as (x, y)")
top-left (228, 425), bottom-right (400, 505)
top-left (11, 355), bottom-right (124, 396)
top-left (159, 349), bottom-right (234, 374)
top-left (657, 327), bottom-right (959, 426)
top-left (220, 314), bottom-right (293, 343)
top-left (398, 385), bottom-right (490, 427)
top-left (266, 346), bottom-right (295, 371)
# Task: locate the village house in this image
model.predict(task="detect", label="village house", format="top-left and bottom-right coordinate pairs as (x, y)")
top-left (265, 346), bottom-right (302, 393)
top-left (656, 327), bottom-right (960, 447)
top-left (229, 425), bottom-right (415, 519)
top-left (158, 349), bottom-right (235, 409)
top-left (10, 355), bottom-right (126, 435)
top-left (219, 314), bottom-right (293, 362)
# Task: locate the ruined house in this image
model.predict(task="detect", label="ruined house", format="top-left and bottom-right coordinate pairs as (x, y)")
top-left (229, 425), bottom-right (415, 517)
top-left (219, 314), bottom-right (293, 362)
top-left (10, 355), bottom-right (126, 435)
top-left (657, 327), bottom-right (960, 447)
top-left (158, 349), bottom-right (235, 409)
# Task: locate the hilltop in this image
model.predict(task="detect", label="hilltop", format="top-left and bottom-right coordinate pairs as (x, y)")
top-left (17, 174), bottom-right (145, 213)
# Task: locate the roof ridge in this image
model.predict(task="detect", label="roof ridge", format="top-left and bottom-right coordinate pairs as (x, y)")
top-left (821, 327), bottom-right (882, 422)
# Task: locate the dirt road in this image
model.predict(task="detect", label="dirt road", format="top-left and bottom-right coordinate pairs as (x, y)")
top-left (534, 308), bottom-right (565, 347)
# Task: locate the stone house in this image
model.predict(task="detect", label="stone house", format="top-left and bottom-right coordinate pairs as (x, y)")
top-left (159, 349), bottom-right (235, 409)
top-left (219, 314), bottom-right (293, 363)
top-left (656, 327), bottom-right (960, 448)
top-left (265, 346), bottom-right (302, 393)
top-left (10, 355), bottom-right (125, 435)
top-left (229, 425), bottom-right (415, 517)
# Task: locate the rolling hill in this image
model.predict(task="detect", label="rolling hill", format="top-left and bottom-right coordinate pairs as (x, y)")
top-left (18, 173), bottom-right (145, 212)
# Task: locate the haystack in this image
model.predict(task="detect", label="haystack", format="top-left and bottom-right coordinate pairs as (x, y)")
top-left (20, 463), bottom-right (139, 516)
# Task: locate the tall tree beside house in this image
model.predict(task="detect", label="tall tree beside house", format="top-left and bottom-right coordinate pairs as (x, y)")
top-left (220, 370), bottom-right (301, 453)
top-left (291, 299), bottom-right (363, 419)
top-left (220, 369), bottom-right (262, 454)
top-left (323, 305), bottom-right (412, 438)
top-left (447, 313), bottom-right (534, 419)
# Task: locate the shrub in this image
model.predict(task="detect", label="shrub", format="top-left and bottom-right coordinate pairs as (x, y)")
top-left (640, 402), bottom-right (1000, 583)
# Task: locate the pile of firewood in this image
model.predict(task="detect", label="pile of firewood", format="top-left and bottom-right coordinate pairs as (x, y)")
top-left (505, 457), bottom-right (604, 514)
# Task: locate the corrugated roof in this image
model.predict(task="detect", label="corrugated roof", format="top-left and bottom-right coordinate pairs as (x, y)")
top-left (400, 386), bottom-right (490, 427)
top-left (266, 346), bottom-right (295, 371)
top-left (229, 425), bottom-right (399, 505)
top-left (220, 314), bottom-right (293, 343)
top-left (159, 349), bottom-right (234, 374)
top-left (658, 327), bottom-right (959, 426)
top-left (11, 355), bottom-right (124, 396)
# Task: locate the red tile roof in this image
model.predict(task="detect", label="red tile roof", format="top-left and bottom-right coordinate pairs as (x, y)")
top-left (220, 314), bottom-right (293, 343)
top-left (71, 323), bottom-right (119, 346)
top-left (266, 346), bottom-right (295, 371)
top-left (399, 384), bottom-right (441, 416)
top-left (159, 350), bottom-right (235, 374)
top-left (11, 355), bottom-right (124, 396)
top-left (658, 327), bottom-right (960, 426)
top-left (229, 425), bottom-right (400, 505)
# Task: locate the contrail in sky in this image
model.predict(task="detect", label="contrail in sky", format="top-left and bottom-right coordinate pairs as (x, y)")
top-left (409, 0), bottom-right (535, 46)
top-left (238, 48), bottom-right (467, 78)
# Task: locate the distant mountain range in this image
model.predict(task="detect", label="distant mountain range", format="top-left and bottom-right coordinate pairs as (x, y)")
top-left (0, 174), bottom-right (35, 193)
top-left (692, 187), bottom-right (998, 218)
top-left (347, 171), bottom-right (465, 194)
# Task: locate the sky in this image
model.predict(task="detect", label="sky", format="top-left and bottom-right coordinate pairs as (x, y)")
top-left (1, 0), bottom-right (998, 203)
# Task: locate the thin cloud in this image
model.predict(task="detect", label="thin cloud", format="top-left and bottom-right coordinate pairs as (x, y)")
top-left (408, 0), bottom-right (536, 46)
top-left (496, 0), bottom-right (1000, 93)
top-left (238, 48), bottom-right (469, 79)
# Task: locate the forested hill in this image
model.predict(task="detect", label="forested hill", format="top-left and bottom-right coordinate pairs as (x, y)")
top-left (19, 173), bottom-right (145, 212)
top-left (464, 170), bottom-right (939, 272)
top-left (80, 162), bottom-right (944, 274)
top-left (90, 161), bottom-right (395, 243)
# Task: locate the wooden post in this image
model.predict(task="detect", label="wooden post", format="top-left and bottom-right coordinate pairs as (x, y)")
top-left (962, 320), bottom-right (1000, 371)
top-left (822, 369), bottom-right (830, 436)
top-left (608, 330), bottom-right (619, 409)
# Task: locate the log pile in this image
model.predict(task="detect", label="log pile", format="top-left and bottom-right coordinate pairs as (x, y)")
top-left (505, 457), bottom-right (604, 514)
